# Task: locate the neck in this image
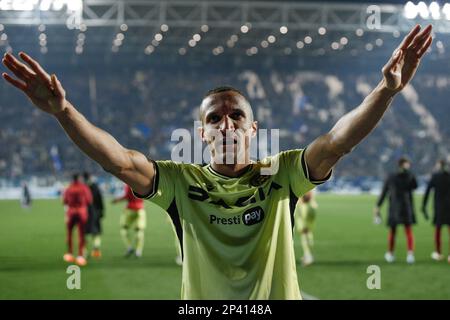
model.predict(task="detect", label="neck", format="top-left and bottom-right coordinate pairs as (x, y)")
top-left (210, 162), bottom-right (251, 178)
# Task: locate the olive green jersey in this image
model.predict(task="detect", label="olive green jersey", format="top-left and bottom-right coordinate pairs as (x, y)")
top-left (134, 149), bottom-right (328, 299)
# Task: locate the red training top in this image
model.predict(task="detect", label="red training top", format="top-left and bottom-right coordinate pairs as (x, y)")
top-left (63, 181), bottom-right (93, 217)
top-left (122, 185), bottom-right (144, 210)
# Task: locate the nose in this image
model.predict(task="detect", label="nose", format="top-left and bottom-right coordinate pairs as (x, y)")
top-left (219, 115), bottom-right (235, 132)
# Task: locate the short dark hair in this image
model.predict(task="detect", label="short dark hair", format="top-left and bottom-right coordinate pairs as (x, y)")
top-left (398, 157), bottom-right (410, 167)
top-left (72, 173), bottom-right (79, 182)
top-left (204, 86), bottom-right (247, 99)
top-left (200, 86), bottom-right (252, 123)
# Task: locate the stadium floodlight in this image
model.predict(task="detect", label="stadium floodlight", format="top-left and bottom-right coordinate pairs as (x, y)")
top-left (280, 26), bottom-right (288, 34)
top-left (52, 0), bottom-right (64, 11)
top-left (331, 42), bottom-right (339, 50)
top-left (188, 39), bottom-right (196, 47)
top-left (340, 37), bottom-right (348, 45)
top-left (318, 27), bottom-right (326, 35)
top-left (144, 45), bottom-right (154, 54)
top-left (429, 2), bottom-right (441, 19)
top-left (193, 34), bottom-right (201, 42)
top-left (443, 3), bottom-right (450, 20)
top-left (240, 25), bottom-right (249, 33)
top-left (304, 36), bottom-right (312, 44)
top-left (154, 33), bottom-right (163, 41)
top-left (404, 1), bottom-right (418, 19)
top-left (355, 28), bottom-right (364, 36)
top-left (67, 0), bottom-right (82, 11)
top-left (296, 41), bottom-right (304, 49)
top-left (120, 24), bottom-right (128, 32)
top-left (267, 35), bottom-right (276, 43)
top-left (40, 0), bottom-right (52, 11)
top-left (201, 24), bottom-right (209, 33)
top-left (10, 0), bottom-right (35, 11)
top-left (160, 24), bottom-right (169, 32)
top-left (417, 1), bottom-right (430, 19)
top-left (261, 40), bottom-right (269, 48)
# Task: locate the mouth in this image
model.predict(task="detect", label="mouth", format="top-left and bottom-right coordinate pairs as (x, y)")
top-left (222, 138), bottom-right (238, 145)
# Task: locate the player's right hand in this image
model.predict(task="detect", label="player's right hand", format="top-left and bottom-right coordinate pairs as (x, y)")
top-left (373, 215), bottom-right (382, 225)
top-left (373, 207), bottom-right (381, 225)
top-left (2, 52), bottom-right (67, 115)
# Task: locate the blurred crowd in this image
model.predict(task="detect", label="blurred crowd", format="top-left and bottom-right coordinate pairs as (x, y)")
top-left (1, 60), bottom-right (449, 187)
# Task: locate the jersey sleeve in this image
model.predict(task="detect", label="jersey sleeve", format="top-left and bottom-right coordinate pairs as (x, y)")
top-left (278, 149), bottom-right (332, 197)
top-left (132, 160), bottom-right (180, 211)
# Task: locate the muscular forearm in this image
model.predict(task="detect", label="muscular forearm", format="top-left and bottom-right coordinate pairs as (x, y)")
top-left (54, 102), bottom-right (132, 174)
top-left (328, 79), bottom-right (396, 155)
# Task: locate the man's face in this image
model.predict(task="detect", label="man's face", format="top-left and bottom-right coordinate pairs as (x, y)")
top-left (401, 161), bottom-right (411, 170)
top-left (199, 91), bottom-right (257, 165)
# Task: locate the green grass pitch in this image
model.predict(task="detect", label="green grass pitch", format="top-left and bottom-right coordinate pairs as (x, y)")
top-left (0, 194), bottom-right (448, 299)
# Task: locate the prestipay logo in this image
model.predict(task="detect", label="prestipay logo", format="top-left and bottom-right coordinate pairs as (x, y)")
top-left (209, 206), bottom-right (265, 226)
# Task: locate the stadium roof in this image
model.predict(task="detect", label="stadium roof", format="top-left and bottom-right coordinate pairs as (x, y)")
top-left (0, 1), bottom-right (448, 64)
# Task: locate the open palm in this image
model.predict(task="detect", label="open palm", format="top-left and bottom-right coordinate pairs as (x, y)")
top-left (2, 52), bottom-right (66, 115)
top-left (382, 24), bottom-right (433, 93)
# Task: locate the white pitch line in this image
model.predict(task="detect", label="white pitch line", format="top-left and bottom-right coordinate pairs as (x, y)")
top-left (301, 291), bottom-right (319, 300)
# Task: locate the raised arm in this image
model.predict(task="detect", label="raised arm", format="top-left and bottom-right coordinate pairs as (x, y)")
top-left (2, 52), bottom-right (154, 196)
top-left (304, 25), bottom-right (433, 180)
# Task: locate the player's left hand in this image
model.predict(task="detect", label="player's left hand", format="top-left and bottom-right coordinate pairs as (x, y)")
top-left (382, 24), bottom-right (433, 93)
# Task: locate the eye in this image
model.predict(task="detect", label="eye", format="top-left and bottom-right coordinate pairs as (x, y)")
top-left (230, 111), bottom-right (244, 120)
top-left (208, 114), bottom-right (221, 123)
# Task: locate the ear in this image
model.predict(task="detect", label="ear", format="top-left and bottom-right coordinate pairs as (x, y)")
top-left (251, 121), bottom-right (258, 138)
top-left (197, 126), bottom-right (205, 142)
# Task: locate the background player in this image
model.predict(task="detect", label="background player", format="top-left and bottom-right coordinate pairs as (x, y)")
top-left (112, 184), bottom-right (146, 258)
top-left (63, 173), bottom-right (92, 266)
top-left (83, 171), bottom-right (104, 259)
top-left (422, 159), bottom-right (450, 263)
top-left (294, 191), bottom-right (318, 266)
top-left (374, 157), bottom-right (418, 264)
top-left (20, 182), bottom-right (32, 209)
